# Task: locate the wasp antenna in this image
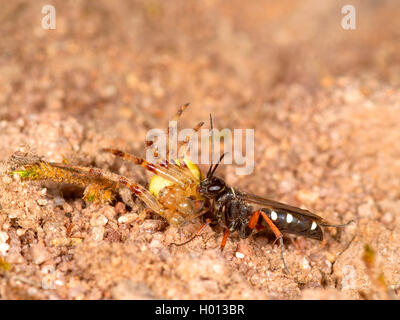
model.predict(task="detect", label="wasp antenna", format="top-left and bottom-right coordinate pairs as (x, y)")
top-left (209, 152), bottom-right (227, 178)
top-left (321, 219), bottom-right (355, 228)
top-left (207, 113), bottom-right (215, 178)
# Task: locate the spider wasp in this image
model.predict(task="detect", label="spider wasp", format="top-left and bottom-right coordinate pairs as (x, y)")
top-left (173, 115), bottom-right (354, 273)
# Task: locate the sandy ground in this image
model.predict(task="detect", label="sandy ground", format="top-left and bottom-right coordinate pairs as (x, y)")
top-left (0, 0), bottom-right (400, 299)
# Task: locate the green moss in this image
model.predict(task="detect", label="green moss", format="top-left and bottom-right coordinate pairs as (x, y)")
top-left (11, 167), bottom-right (39, 179)
top-left (86, 193), bottom-right (96, 202)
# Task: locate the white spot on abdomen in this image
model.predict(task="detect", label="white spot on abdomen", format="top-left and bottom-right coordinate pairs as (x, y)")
top-left (271, 210), bottom-right (278, 221)
top-left (286, 214), bottom-right (293, 223)
top-left (311, 221), bottom-right (317, 230)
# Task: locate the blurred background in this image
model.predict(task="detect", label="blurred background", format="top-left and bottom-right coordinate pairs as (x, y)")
top-left (1, 0), bottom-right (400, 119)
top-left (0, 0), bottom-right (400, 299)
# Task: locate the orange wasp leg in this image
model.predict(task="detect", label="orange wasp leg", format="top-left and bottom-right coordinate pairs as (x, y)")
top-left (220, 228), bottom-right (230, 251)
top-left (249, 210), bottom-right (289, 273)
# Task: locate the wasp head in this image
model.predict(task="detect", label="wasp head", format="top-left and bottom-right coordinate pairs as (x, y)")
top-left (199, 176), bottom-right (226, 198)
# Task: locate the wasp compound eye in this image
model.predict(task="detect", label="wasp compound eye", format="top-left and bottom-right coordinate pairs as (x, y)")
top-left (209, 185), bottom-right (222, 192)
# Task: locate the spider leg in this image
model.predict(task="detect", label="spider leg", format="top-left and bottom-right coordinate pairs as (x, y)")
top-left (10, 154), bottom-right (118, 203)
top-left (166, 102), bottom-right (190, 162)
top-left (12, 157), bottom-right (114, 191)
top-left (178, 121), bottom-right (204, 159)
top-left (64, 164), bottom-right (166, 216)
top-left (248, 210), bottom-right (289, 273)
top-left (141, 103), bottom-right (202, 180)
top-left (144, 140), bottom-right (159, 160)
top-left (102, 148), bottom-right (189, 186)
top-left (144, 103), bottom-right (190, 162)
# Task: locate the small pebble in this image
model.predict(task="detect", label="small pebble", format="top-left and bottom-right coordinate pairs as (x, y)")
top-left (88, 227), bottom-right (105, 241)
top-left (357, 201), bottom-right (374, 218)
top-left (100, 206), bottom-right (117, 220)
top-left (235, 252), bottom-right (245, 259)
top-left (381, 212), bottom-right (393, 225)
top-left (50, 237), bottom-right (82, 246)
top-left (2, 175), bottom-right (12, 184)
top-left (139, 220), bottom-right (164, 233)
top-left (37, 199), bottom-right (48, 206)
top-left (0, 231), bottom-right (8, 243)
top-left (104, 229), bottom-right (121, 243)
top-left (0, 231), bottom-right (10, 255)
top-left (114, 202), bottom-right (126, 215)
top-left (0, 243), bottom-right (10, 255)
top-left (62, 202), bottom-right (73, 213)
top-left (118, 214), bottom-right (136, 224)
top-left (90, 214), bottom-right (108, 227)
top-left (29, 244), bottom-right (51, 265)
top-left (16, 229), bottom-right (26, 236)
top-left (28, 287), bottom-right (38, 296)
top-left (296, 190), bottom-right (319, 204)
top-left (301, 257), bottom-right (311, 271)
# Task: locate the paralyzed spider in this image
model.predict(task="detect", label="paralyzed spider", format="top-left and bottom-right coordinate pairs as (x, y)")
top-left (9, 103), bottom-right (207, 227)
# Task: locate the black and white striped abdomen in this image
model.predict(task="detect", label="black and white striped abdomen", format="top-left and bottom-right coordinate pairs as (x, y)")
top-left (261, 208), bottom-right (323, 240)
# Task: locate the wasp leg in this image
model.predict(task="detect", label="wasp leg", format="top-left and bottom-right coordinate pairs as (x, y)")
top-left (220, 228), bottom-right (230, 251)
top-left (249, 210), bottom-right (289, 274)
top-left (170, 218), bottom-right (212, 247)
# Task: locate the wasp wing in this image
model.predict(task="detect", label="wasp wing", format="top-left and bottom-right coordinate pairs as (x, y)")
top-left (239, 191), bottom-right (327, 223)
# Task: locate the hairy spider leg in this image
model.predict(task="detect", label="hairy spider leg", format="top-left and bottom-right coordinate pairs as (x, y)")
top-left (177, 121), bottom-right (204, 160)
top-left (164, 119), bottom-right (205, 181)
top-left (166, 102), bottom-right (190, 162)
top-left (60, 164), bottom-right (166, 216)
top-left (144, 104), bottom-right (191, 160)
top-left (142, 103), bottom-right (203, 175)
top-left (162, 120), bottom-right (205, 180)
top-left (101, 148), bottom-right (190, 186)
top-left (12, 160), bottom-right (107, 187)
top-left (248, 209), bottom-right (289, 273)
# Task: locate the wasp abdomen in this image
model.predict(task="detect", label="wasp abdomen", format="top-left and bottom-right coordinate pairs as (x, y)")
top-left (261, 208), bottom-right (323, 241)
